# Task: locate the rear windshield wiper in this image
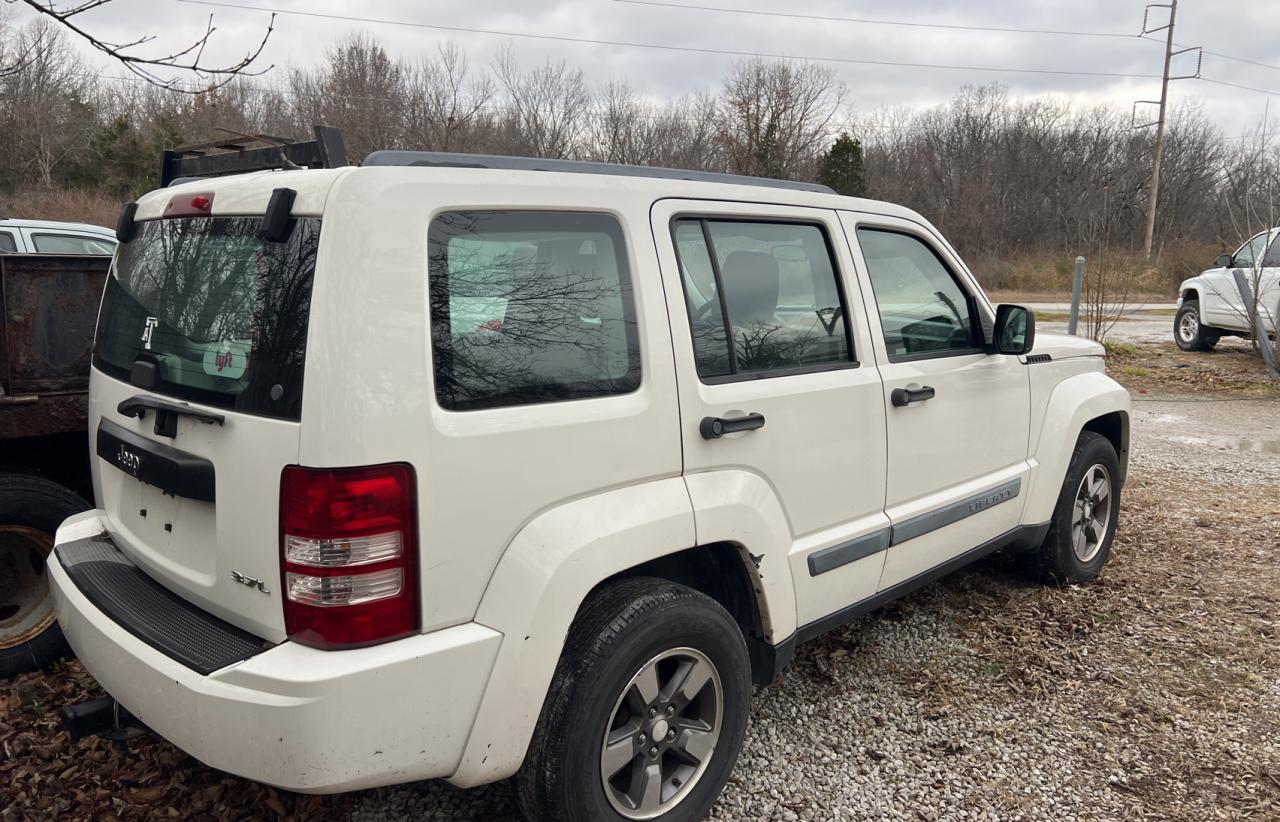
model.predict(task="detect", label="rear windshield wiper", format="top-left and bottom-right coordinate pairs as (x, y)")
top-left (118, 395), bottom-right (225, 439)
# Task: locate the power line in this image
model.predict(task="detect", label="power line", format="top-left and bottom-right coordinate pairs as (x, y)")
top-left (627, 1), bottom-right (1280, 77)
top-left (174, 0), bottom-right (1161, 81)
top-left (1138, 35), bottom-right (1280, 74)
top-left (612, 0), bottom-right (1139, 40)
top-left (1199, 77), bottom-right (1280, 97)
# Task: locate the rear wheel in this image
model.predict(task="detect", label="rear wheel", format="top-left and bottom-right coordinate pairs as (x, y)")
top-left (1174, 300), bottom-right (1220, 351)
top-left (516, 578), bottom-right (751, 822)
top-left (0, 474), bottom-right (88, 678)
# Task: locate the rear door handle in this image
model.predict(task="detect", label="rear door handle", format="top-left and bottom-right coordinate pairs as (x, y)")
top-left (700, 413), bottom-right (766, 439)
top-left (890, 386), bottom-right (935, 407)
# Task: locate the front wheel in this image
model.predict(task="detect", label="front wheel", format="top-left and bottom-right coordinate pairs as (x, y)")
top-left (1174, 300), bottom-right (1219, 351)
top-left (516, 578), bottom-right (751, 822)
top-left (0, 473), bottom-right (88, 678)
top-left (1027, 432), bottom-right (1122, 585)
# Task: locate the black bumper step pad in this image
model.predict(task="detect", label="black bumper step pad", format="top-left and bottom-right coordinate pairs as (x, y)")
top-left (56, 533), bottom-right (270, 675)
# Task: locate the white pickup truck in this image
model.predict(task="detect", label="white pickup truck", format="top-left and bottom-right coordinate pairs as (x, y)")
top-left (1174, 228), bottom-right (1280, 351)
top-left (49, 150), bottom-right (1130, 822)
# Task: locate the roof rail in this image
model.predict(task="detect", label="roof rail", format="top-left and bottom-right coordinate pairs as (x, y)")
top-left (362, 150), bottom-right (835, 194)
top-left (160, 125), bottom-right (348, 188)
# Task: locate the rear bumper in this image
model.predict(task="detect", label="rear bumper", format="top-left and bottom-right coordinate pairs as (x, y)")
top-left (49, 511), bottom-right (503, 793)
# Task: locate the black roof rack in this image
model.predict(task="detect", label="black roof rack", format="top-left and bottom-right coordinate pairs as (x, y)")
top-left (362, 150), bottom-right (835, 194)
top-left (160, 125), bottom-right (348, 188)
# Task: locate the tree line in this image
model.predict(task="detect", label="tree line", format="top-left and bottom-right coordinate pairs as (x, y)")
top-left (3, 18), bottom-right (1278, 282)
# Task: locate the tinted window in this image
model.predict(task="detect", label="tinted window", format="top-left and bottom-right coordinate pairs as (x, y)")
top-left (93, 217), bottom-right (319, 420)
top-left (858, 228), bottom-right (979, 359)
top-left (32, 233), bottom-right (115, 255)
top-left (0, 232), bottom-right (15, 253)
top-left (674, 219), bottom-right (853, 380)
top-left (428, 211), bottom-right (640, 410)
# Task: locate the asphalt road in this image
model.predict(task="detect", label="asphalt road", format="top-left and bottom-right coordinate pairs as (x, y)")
top-left (1027, 302), bottom-right (1180, 345)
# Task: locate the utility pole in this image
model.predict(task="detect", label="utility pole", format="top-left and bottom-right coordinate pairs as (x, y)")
top-left (1142, 0), bottom-right (1178, 261)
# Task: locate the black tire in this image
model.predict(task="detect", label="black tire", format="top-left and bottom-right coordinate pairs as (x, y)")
top-left (0, 473), bottom-right (88, 678)
top-left (1173, 300), bottom-right (1220, 351)
top-left (1027, 432), bottom-right (1121, 585)
top-left (516, 577), bottom-right (752, 822)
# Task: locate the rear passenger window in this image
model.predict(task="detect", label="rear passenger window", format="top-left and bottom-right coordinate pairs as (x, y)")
top-left (31, 233), bottom-right (115, 255)
top-left (673, 219), bottom-right (853, 380)
top-left (428, 211), bottom-right (640, 410)
top-left (857, 228), bottom-right (980, 360)
top-left (0, 232), bottom-right (15, 253)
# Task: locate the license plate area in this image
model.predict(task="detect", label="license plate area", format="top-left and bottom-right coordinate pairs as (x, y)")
top-left (96, 418), bottom-right (215, 502)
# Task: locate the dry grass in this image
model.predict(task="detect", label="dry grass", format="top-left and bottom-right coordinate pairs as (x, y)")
top-left (978, 242), bottom-right (1220, 303)
top-left (1, 188), bottom-right (120, 228)
top-left (1107, 340), bottom-right (1280, 399)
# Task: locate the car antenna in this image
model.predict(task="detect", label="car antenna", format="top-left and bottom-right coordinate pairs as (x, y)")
top-left (213, 128), bottom-right (304, 171)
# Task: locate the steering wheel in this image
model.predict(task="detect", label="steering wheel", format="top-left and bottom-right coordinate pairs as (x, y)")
top-left (692, 297), bottom-right (719, 322)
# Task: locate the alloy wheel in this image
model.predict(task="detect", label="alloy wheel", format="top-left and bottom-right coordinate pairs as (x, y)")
top-left (1178, 310), bottom-right (1199, 343)
top-left (600, 647), bottom-right (724, 819)
top-left (1071, 464), bottom-right (1113, 563)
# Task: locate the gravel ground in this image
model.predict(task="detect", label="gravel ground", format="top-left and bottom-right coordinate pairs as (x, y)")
top-left (4, 343), bottom-right (1278, 821)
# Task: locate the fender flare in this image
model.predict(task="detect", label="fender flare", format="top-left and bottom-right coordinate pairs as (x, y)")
top-left (448, 471), bottom-right (796, 787)
top-left (1023, 371), bottom-right (1131, 525)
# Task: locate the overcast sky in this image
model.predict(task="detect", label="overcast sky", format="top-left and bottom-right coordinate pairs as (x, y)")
top-left (26, 0), bottom-right (1280, 135)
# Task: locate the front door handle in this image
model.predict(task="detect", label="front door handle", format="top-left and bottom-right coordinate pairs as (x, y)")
top-left (700, 413), bottom-right (766, 440)
top-left (890, 385), bottom-right (936, 407)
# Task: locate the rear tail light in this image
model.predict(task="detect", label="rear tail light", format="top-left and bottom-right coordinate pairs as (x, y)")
top-left (280, 464), bottom-right (418, 649)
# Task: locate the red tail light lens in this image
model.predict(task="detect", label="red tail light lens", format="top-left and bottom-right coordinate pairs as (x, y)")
top-left (280, 463), bottom-right (418, 649)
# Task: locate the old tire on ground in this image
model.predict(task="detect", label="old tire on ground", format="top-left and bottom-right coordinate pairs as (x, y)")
top-left (0, 473), bottom-right (88, 678)
top-left (1027, 432), bottom-right (1122, 585)
top-left (1174, 300), bottom-right (1220, 351)
top-left (516, 577), bottom-right (752, 822)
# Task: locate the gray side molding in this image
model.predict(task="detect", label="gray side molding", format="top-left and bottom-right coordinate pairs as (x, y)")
top-left (890, 478), bottom-right (1022, 545)
top-left (807, 528), bottom-right (891, 576)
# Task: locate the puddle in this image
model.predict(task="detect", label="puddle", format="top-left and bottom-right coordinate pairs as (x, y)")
top-left (1166, 434), bottom-right (1280, 454)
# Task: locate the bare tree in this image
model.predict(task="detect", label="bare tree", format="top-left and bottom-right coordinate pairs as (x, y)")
top-left (403, 43), bottom-right (495, 153)
top-left (719, 58), bottom-right (844, 180)
top-left (289, 33), bottom-right (406, 161)
top-left (0, 19), bottom-right (95, 188)
top-left (493, 46), bottom-right (590, 158)
top-left (5, 0), bottom-right (274, 91)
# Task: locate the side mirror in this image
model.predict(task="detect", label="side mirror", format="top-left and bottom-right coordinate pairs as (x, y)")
top-left (1215, 253), bottom-right (1234, 269)
top-left (993, 304), bottom-right (1035, 355)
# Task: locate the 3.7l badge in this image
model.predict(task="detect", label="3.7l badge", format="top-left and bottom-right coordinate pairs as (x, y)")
top-left (230, 570), bottom-right (270, 594)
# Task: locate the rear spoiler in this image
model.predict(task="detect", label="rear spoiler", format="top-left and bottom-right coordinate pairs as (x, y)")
top-left (159, 125), bottom-right (348, 188)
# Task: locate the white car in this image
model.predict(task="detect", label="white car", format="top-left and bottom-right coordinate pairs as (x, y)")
top-left (1175, 228), bottom-right (1280, 350)
top-left (49, 153), bottom-right (1130, 821)
top-left (0, 217), bottom-right (116, 255)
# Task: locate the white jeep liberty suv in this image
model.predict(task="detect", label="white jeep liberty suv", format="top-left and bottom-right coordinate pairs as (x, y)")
top-left (49, 150), bottom-right (1129, 821)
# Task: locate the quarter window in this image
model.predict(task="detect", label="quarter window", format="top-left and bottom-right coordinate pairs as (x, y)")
top-left (673, 219), bottom-right (853, 380)
top-left (428, 211), bottom-right (640, 410)
top-left (857, 228), bottom-right (980, 359)
top-left (1260, 233), bottom-right (1280, 268)
top-left (0, 232), bottom-right (15, 253)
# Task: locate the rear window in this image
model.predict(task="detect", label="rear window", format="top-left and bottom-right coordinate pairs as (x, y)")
top-left (93, 217), bottom-right (319, 420)
top-left (32, 233), bottom-right (115, 255)
top-left (428, 211), bottom-right (640, 410)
